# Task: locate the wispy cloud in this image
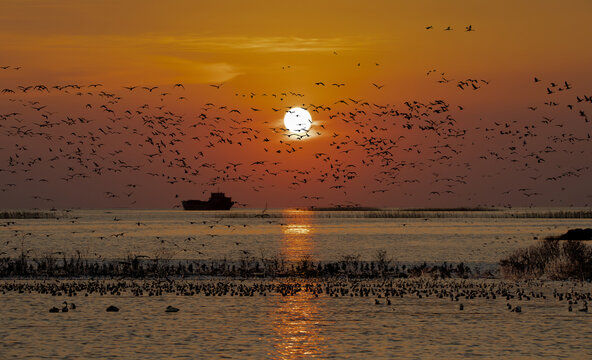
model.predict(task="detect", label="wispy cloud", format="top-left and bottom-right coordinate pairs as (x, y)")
top-left (155, 56), bottom-right (243, 83)
top-left (155, 36), bottom-right (362, 53)
top-left (0, 33), bottom-right (366, 84)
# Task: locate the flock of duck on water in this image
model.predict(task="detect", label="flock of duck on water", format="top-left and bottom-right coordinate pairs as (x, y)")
top-left (0, 278), bottom-right (588, 314)
top-left (48, 302), bottom-right (178, 314)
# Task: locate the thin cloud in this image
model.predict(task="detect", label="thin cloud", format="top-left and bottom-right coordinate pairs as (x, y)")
top-left (159, 36), bottom-right (363, 53)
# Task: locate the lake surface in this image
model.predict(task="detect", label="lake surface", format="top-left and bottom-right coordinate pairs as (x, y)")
top-left (2, 208), bottom-right (591, 266)
top-left (1, 208), bottom-right (591, 358)
top-left (0, 279), bottom-right (591, 359)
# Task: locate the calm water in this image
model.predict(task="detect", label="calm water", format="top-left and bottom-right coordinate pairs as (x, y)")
top-left (2, 208), bottom-right (591, 265)
top-left (0, 280), bottom-right (591, 359)
top-left (1, 209), bottom-right (591, 358)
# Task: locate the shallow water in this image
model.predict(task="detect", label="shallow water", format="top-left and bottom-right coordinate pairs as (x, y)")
top-left (1, 209), bottom-right (590, 266)
top-left (0, 280), bottom-right (591, 359)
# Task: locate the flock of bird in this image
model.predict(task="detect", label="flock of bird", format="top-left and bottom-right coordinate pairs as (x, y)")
top-left (1, 59), bottom-right (591, 209)
top-left (0, 210), bottom-right (292, 260)
top-left (0, 278), bottom-right (589, 314)
top-left (425, 25), bottom-right (475, 32)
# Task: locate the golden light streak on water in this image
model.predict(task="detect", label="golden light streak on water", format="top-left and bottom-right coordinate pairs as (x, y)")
top-left (271, 210), bottom-right (325, 358)
top-left (271, 291), bottom-right (326, 359)
top-left (280, 210), bottom-right (315, 262)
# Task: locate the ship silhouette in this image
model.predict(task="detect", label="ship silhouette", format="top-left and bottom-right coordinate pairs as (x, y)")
top-left (182, 192), bottom-right (235, 210)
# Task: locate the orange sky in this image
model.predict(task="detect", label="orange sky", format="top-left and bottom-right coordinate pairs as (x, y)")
top-left (1, 0), bottom-right (592, 208)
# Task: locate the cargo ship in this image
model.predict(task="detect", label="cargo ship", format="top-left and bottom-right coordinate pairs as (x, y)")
top-left (182, 192), bottom-right (235, 210)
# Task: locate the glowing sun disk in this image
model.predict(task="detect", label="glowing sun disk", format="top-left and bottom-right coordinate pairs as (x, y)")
top-left (284, 107), bottom-right (312, 133)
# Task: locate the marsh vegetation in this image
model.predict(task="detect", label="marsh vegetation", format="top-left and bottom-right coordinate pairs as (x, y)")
top-left (500, 239), bottom-right (592, 280)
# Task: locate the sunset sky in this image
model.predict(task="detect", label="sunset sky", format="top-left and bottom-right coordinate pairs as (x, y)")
top-left (1, 0), bottom-right (591, 208)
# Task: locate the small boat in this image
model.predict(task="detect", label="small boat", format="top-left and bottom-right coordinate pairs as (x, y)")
top-left (182, 192), bottom-right (235, 210)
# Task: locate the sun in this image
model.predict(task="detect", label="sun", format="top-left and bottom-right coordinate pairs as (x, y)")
top-left (284, 107), bottom-right (312, 133)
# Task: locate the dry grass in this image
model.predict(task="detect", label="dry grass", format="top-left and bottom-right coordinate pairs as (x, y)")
top-left (500, 239), bottom-right (592, 280)
top-left (0, 250), bottom-right (479, 280)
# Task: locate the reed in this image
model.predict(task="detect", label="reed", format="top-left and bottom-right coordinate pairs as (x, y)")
top-left (0, 210), bottom-right (61, 219)
top-left (362, 209), bottom-right (592, 219)
top-left (506, 210), bottom-right (592, 219)
top-left (0, 251), bottom-right (482, 280)
top-left (400, 207), bottom-right (496, 212)
top-left (499, 239), bottom-right (592, 280)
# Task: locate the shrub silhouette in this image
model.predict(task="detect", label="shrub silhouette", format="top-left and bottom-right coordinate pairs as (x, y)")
top-left (500, 239), bottom-right (592, 280)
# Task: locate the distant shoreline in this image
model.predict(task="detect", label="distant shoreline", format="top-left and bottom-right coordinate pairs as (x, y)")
top-left (3, 208), bottom-right (592, 219)
top-left (302, 206), bottom-right (496, 212)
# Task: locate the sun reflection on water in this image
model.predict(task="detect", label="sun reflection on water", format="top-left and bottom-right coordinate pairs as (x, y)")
top-left (271, 210), bottom-right (325, 358)
top-left (271, 292), bottom-right (326, 359)
top-left (280, 210), bottom-right (315, 262)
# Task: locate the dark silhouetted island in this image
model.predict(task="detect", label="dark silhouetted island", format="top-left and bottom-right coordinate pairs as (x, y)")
top-left (545, 228), bottom-right (592, 241)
